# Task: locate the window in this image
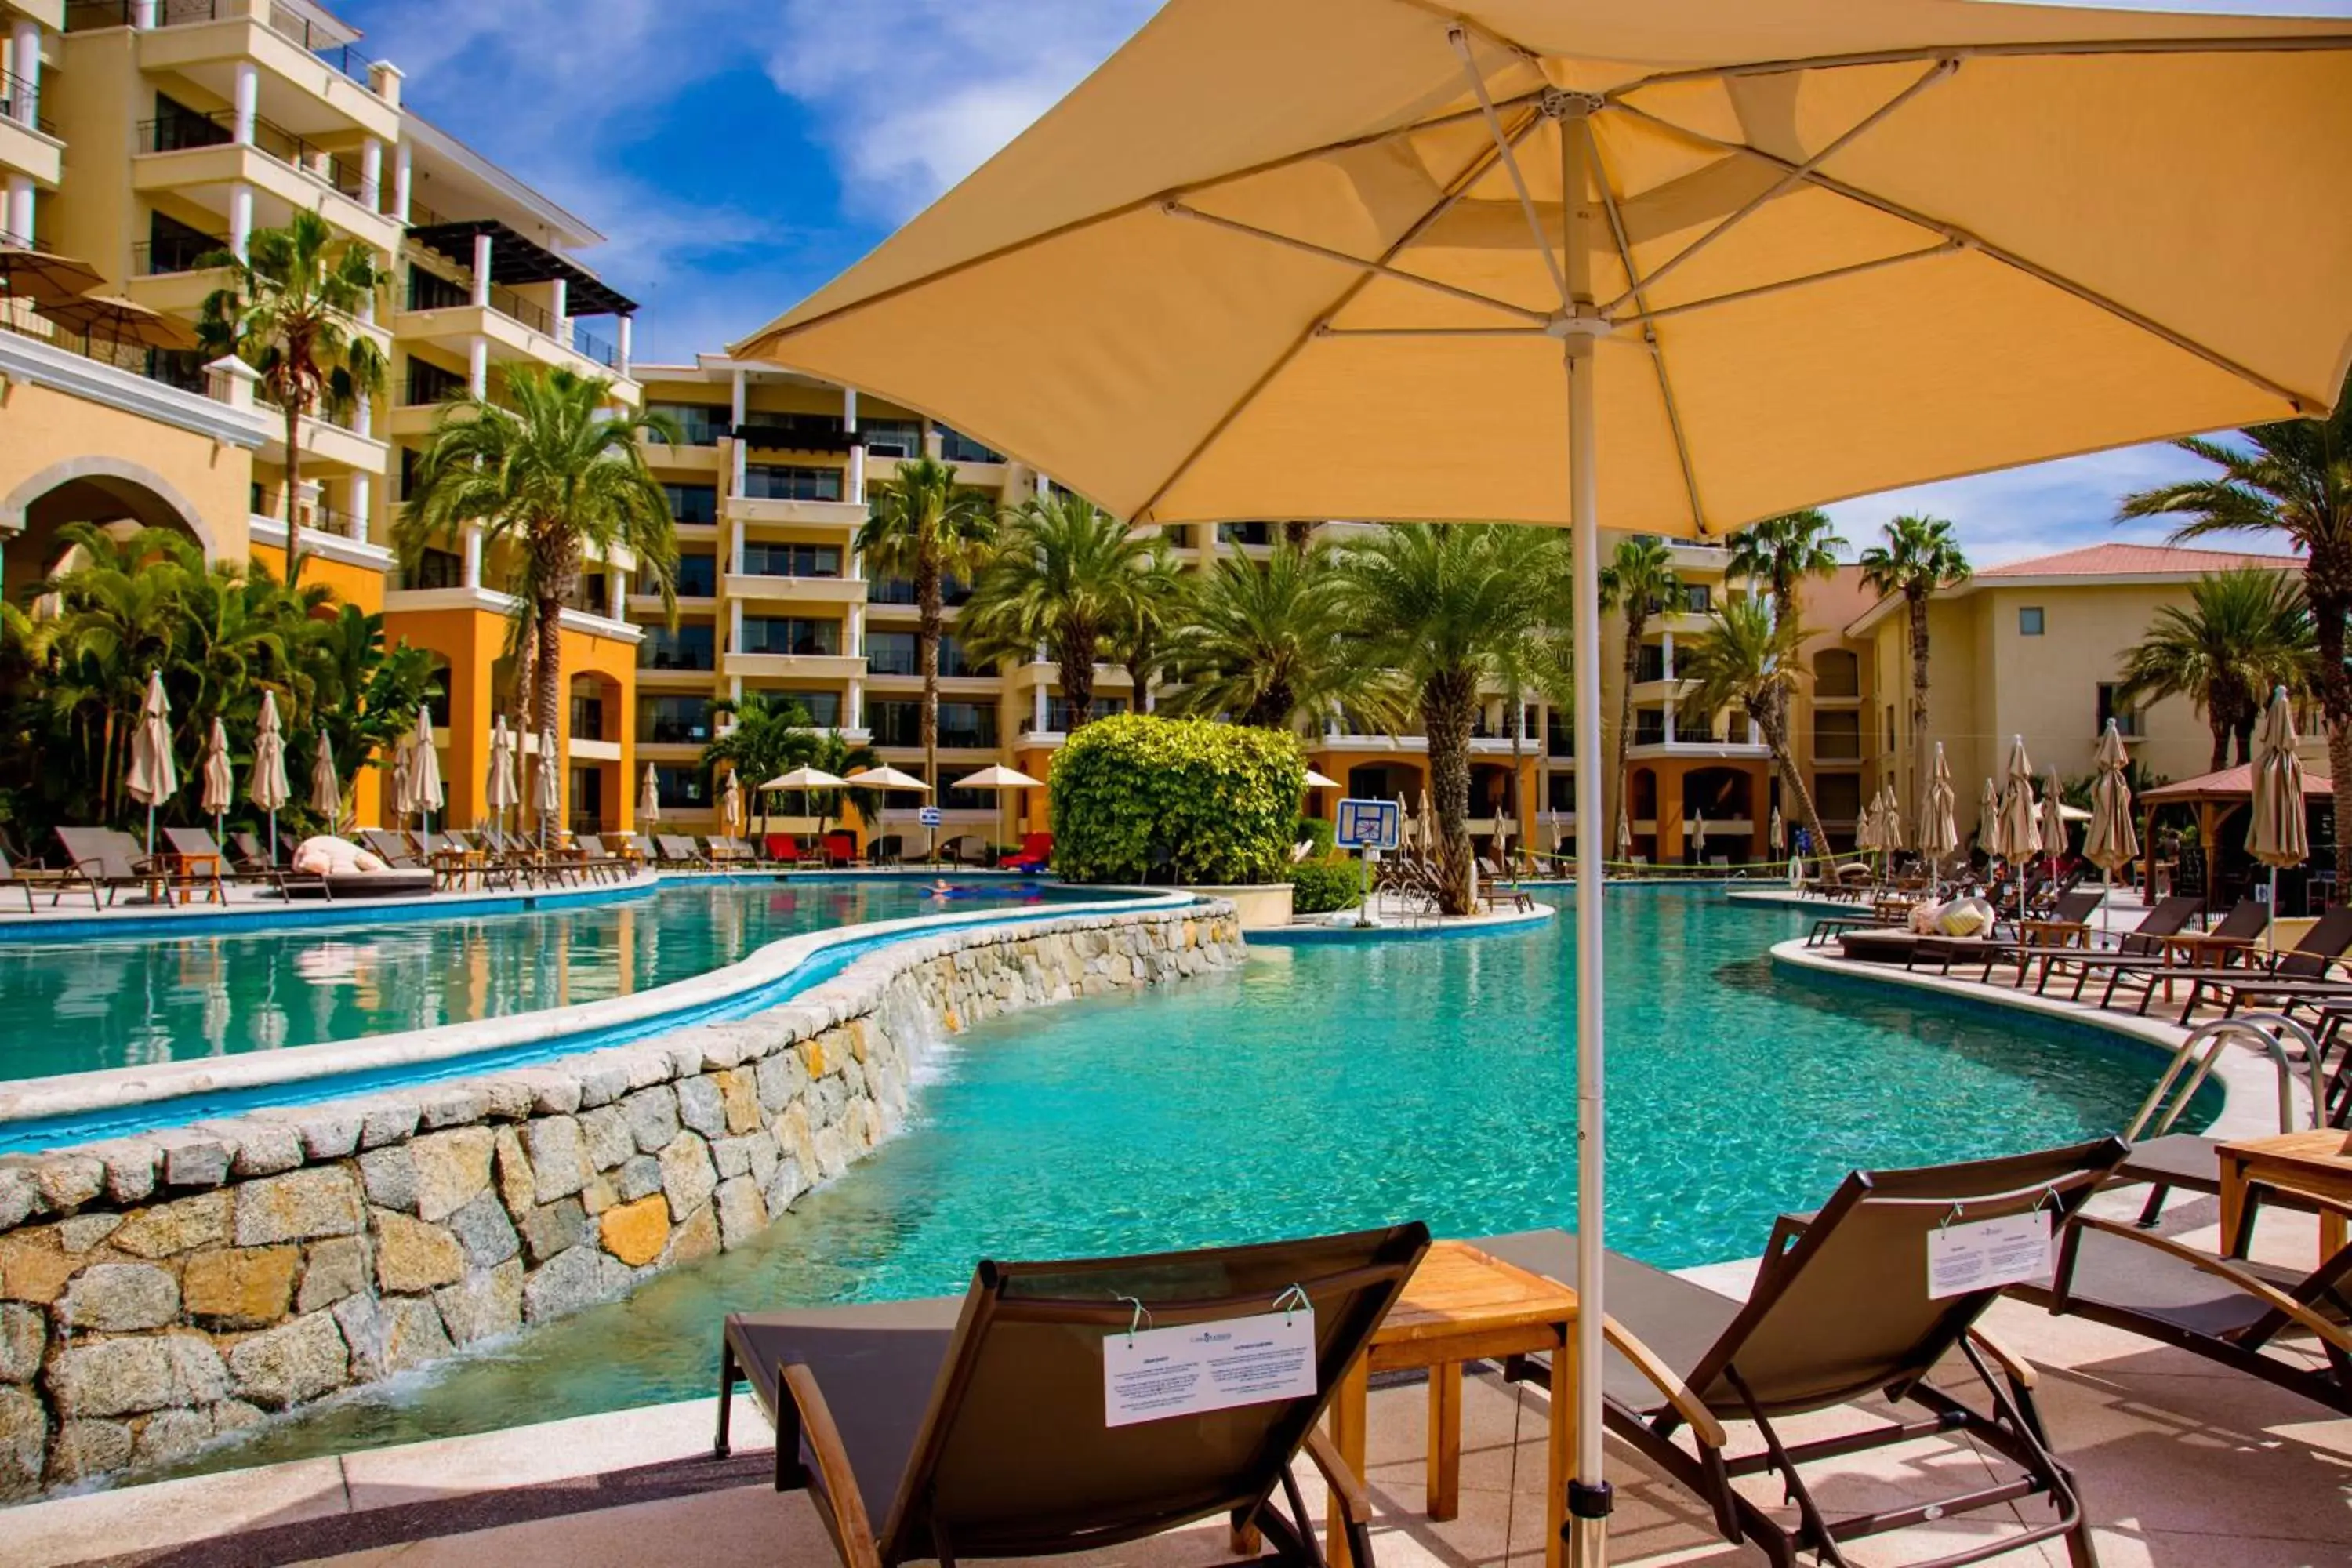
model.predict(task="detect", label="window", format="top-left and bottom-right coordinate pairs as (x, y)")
top-left (1046, 696), bottom-right (1127, 731)
top-left (398, 446), bottom-right (421, 500)
top-left (1161, 524), bottom-right (1196, 549)
top-left (1545, 715), bottom-right (1573, 758)
top-left (1812, 710), bottom-right (1862, 761)
top-left (405, 265), bottom-right (468, 313)
top-left (859, 419), bottom-right (924, 458)
top-left (741, 463), bottom-right (844, 502)
top-left (742, 542), bottom-right (840, 578)
top-left (867, 630), bottom-right (976, 677)
top-left (1811, 648), bottom-right (1859, 697)
top-left (1884, 706), bottom-right (1897, 749)
top-left (408, 547), bottom-right (464, 590)
top-left (2096, 683), bottom-right (2145, 739)
top-left (2019, 605), bottom-right (2045, 636)
top-left (1217, 521), bottom-right (1272, 546)
top-left (1816, 773), bottom-right (1864, 824)
top-left (569, 694), bottom-right (605, 742)
top-left (1546, 771), bottom-right (1577, 812)
top-left (869, 574), bottom-right (971, 607)
top-left (870, 700), bottom-right (998, 749)
top-left (653, 766), bottom-right (710, 810)
top-left (638, 622), bottom-right (714, 671)
top-left (404, 356), bottom-right (466, 407)
top-left (1634, 710), bottom-right (1667, 747)
top-left (1635, 643), bottom-right (1668, 683)
top-left (735, 412), bottom-right (846, 450)
top-left (1682, 583), bottom-right (1713, 614)
top-left (638, 697), bottom-right (713, 745)
top-left (149, 93), bottom-right (230, 154)
top-left (645, 401), bottom-right (729, 446)
top-left (937, 426), bottom-right (1003, 464)
top-left (143, 210), bottom-right (223, 275)
top-left (766, 690), bottom-right (841, 727)
top-left (662, 484), bottom-right (717, 525)
top-left (673, 554), bottom-right (717, 597)
top-left (740, 616), bottom-right (840, 656)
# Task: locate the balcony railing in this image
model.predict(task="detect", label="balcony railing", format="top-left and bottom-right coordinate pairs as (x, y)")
top-left (0, 72), bottom-right (53, 137)
top-left (0, 310), bottom-right (212, 394)
top-left (136, 111), bottom-right (379, 209)
top-left (134, 232), bottom-right (230, 275)
top-left (67, 3), bottom-right (384, 89)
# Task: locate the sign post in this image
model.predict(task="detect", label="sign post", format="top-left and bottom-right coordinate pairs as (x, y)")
top-left (1334, 797), bottom-right (1402, 928)
top-left (919, 803), bottom-right (942, 865)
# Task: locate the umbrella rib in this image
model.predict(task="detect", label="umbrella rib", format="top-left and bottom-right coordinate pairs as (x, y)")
top-left (1130, 107), bottom-right (1546, 522)
top-left (1160, 201), bottom-right (1552, 325)
top-left (1581, 117), bottom-right (1708, 536)
top-left (1448, 27), bottom-right (1569, 307)
top-left (1610, 33), bottom-right (2352, 96)
top-left (1595, 58), bottom-right (1957, 318)
top-left (1607, 241), bottom-right (1963, 328)
top-left (1606, 99), bottom-right (2328, 416)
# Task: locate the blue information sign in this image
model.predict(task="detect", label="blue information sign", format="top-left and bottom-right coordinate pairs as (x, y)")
top-left (1334, 797), bottom-right (1400, 852)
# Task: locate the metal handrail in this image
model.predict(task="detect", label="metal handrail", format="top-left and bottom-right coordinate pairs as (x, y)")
top-left (2124, 1013), bottom-right (2325, 1143)
top-left (0, 71), bottom-right (54, 137)
top-left (133, 235), bottom-right (230, 275)
top-left (136, 109), bottom-right (379, 208)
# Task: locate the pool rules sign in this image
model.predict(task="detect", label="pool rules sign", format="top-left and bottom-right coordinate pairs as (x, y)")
top-left (1102, 1310), bottom-right (1317, 1426)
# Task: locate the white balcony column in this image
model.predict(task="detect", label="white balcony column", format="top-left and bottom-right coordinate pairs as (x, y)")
top-left (8, 21), bottom-right (36, 125)
top-left (616, 314), bottom-right (632, 379)
top-left (3, 176), bottom-right (30, 249)
top-left (467, 333), bottom-right (488, 397)
top-left (728, 524), bottom-right (744, 575)
top-left (841, 388), bottom-right (864, 505)
top-left (848, 678), bottom-right (864, 731)
top-left (352, 390), bottom-right (372, 437)
top-left (848, 604), bottom-right (864, 657)
top-left (232, 61), bottom-right (258, 145)
top-left (1663, 700), bottom-right (1677, 745)
top-left (606, 568), bottom-right (626, 619)
top-left (923, 423), bottom-right (944, 460)
top-left (227, 182), bottom-right (253, 260)
top-left (729, 601), bottom-right (743, 653)
top-left (360, 137), bottom-right (383, 212)
top-left (1033, 684), bottom-right (1048, 734)
top-left (392, 142), bottom-right (412, 223)
top-left (550, 278), bottom-right (569, 347)
top-left (470, 232), bottom-right (492, 307)
top-left (1660, 630), bottom-right (1674, 681)
top-left (367, 60), bottom-right (404, 111)
top-left (462, 524), bottom-right (483, 588)
top-left (729, 368), bottom-right (747, 492)
top-left (132, 1), bottom-right (158, 27)
top-left (1034, 470), bottom-right (1051, 500)
top-left (347, 473), bottom-right (372, 540)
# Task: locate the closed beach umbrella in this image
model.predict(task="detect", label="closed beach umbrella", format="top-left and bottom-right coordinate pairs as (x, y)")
top-left (2251, 686), bottom-right (2308, 946)
top-left (637, 762), bottom-right (660, 827)
top-left (251, 691), bottom-right (289, 863)
top-left (1416, 786), bottom-right (1434, 856)
top-left (199, 717), bottom-right (234, 841)
top-left (388, 741), bottom-right (413, 821)
top-left (1978, 777), bottom-right (2001, 862)
top-left (2040, 765), bottom-right (2067, 869)
top-left (1613, 808), bottom-right (1632, 864)
top-left (1921, 744), bottom-right (1960, 885)
top-left (1768, 805), bottom-right (1784, 856)
top-left (1853, 790), bottom-right (1879, 855)
top-left (2084, 720), bottom-right (2140, 928)
top-left (125, 669), bottom-right (177, 855)
top-left (535, 726), bottom-right (560, 845)
top-left (1998, 737), bottom-right (2042, 921)
top-left (733, 7), bottom-right (2352, 1542)
top-left (1687, 808), bottom-right (1706, 863)
top-left (408, 706), bottom-right (445, 837)
top-left (485, 714), bottom-right (520, 829)
top-left (721, 770), bottom-right (745, 837)
top-left (308, 731), bottom-right (341, 829)
top-left (1875, 784), bottom-right (1905, 855)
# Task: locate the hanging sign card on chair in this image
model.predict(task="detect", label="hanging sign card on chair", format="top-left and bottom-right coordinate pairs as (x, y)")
top-left (1926, 1211), bottom-right (2053, 1299)
top-left (1102, 1309), bottom-right (1317, 1427)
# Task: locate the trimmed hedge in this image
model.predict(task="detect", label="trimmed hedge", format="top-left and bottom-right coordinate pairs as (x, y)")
top-left (1051, 715), bottom-right (1306, 885)
top-left (1288, 856), bottom-right (1363, 915)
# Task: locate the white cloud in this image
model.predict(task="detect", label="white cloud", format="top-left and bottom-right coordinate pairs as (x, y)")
top-left (766, 0), bottom-right (1159, 221)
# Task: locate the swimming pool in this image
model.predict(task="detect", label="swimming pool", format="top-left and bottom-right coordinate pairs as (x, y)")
top-left (0, 878), bottom-right (1086, 1083)
top-left (169, 886), bottom-right (2194, 1472)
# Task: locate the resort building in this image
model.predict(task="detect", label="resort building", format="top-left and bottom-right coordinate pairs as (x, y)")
top-left (0, 0), bottom-right (644, 833)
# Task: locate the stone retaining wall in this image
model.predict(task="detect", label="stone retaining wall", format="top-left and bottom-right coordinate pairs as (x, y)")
top-left (0, 902), bottom-right (1244, 1497)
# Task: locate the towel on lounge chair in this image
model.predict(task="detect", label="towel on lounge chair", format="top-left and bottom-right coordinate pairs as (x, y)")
top-left (292, 837), bottom-right (388, 876)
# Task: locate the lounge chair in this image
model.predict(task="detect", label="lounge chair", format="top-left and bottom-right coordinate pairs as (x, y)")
top-left (157, 826), bottom-right (236, 904)
top-left (997, 831), bottom-right (1052, 872)
top-left (1483, 1138), bottom-right (2128, 1568)
top-left (655, 833), bottom-right (709, 869)
top-left (53, 827), bottom-right (167, 906)
top-left (360, 828), bottom-right (428, 870)
top-left (2023, 893), bottom-right (2202, 996)
top-left (0, 844), bottom-right (102, 911)
top-left (572, 834), bottom-right (635, 883)
top-left (2158, 904), bottom-right (2352, 1025)
top-left (713, 1223), bottom-right (1430, 1568)
top-left (2045, 898), bottom-right (2272, 1007)
top-left (2021, 1179), bottom-right (2352, 1417)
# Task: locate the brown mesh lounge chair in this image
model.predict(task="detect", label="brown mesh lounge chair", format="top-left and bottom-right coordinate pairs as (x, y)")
top-left (2019, 1178), bottom-right (2352, 1417)
top-left (656, 833), bottom-right (709, 869)
top-left (54, 827), bottom-right (166, 906)
top-left (2023, 893), bottom-right (2202, 996)
top-left (714, 1223), bottom-right (1428, 1568)
top-left (2157, 904), bottom-right (2352, 1024)
top-left (0, 844), bottom-right (102, 911)
top-left (2081, 898), bottom-right (2272, 1012)
top-left (1483, 1138), bottom-right (2128, 1568)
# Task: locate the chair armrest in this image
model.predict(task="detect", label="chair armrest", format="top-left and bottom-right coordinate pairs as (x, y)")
top-left (1964, 1327), bottom-right (2037, 1390)
top-left (781, 1363), bottom-right (884, 1568)
top-left (1301, 1425), bottom-right (1371, 1523)
top-left (1598, 1317), bottom-right (1728, 1449)
top-left (2068, 1216), bottom-right (2352, 1356)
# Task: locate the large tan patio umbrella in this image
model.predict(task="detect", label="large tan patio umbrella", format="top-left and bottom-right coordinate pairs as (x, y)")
top-left (485, 715), bottom-right (520, 834)
top-left (720, 769), bottom-right (746, 841)
top-left (407, 706), bottom-right (445, 840)
top-left (845, 765), bottom-right (930, 861)
top-left (125, 669), bottom-right (176, 856)
top-left (198, 717), bottom-right (234, 850)
top-left (1875, 782), bottom-right (1904, 861)
top-left (636, 762), bottom-right (660, 829)
top-left (730, 6), bottom-right (2352, 1549)
top-left (1919, 743), bottom-right (1958, 889)
top-left (953, 763), bottom-right (1045, 858)
top-left (765, 764), bottom-right (848, 843)
top-left (1998, 736), bottom-right (2042, 921)
top-left (2083, 720), bottom-right (2140, 930)
top-left (388, 742), bottom-right (413, 825)
top-left (1977, 776), bottom-right (2000, 866)
top-left (2250, 684), bottom-right (2309, 952)
top-left (250, 691), bottom-right (289, 864)
top-left (2040, 764), bottom-right (2068, 883)
top-left (308, 730), bottom-right (341, 832)
top-left (535, 727), bottom-right (561, 848)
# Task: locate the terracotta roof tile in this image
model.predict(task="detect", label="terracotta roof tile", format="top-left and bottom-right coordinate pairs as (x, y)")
top-left (1976, 543), bottom-right (2301, 578)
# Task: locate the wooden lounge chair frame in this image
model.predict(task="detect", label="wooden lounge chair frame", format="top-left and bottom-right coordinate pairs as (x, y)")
top-left (715, 1223), bottom-right (1429, 1568)
top-left (1489, 1139), bottom-right (2127, 1568)
top-left (655, 833), bottom-right (710, 869)
top-left (53, 827), bottom-right (168, 906)
top-left (0, 844), bottom-right (103, 911)
top-left (2023, 894), bottom-right (2203, 995)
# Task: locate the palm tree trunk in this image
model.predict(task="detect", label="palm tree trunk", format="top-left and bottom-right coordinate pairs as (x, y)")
top-left (916, 544), bottom-right (941, 809)
top-left (2313, 536), bottom-right (2352, 880)
top-left (536, 594), bottom-right (566, 840)
top-left (1613, 612), bottom-right (1642, 854)
top-left (1059, 629), bottom-right (1097, 731)
top-left (1907, 589), bottom-right (1930, 816)
top-left (1424, 666), bottom-right (1477, 916)
top-left (2207, 717), bottom-right (2230, 773)
top-left (1759, 706), bottom-right (1833, 873)
top-left (282, 397), bottom-right (307, 591)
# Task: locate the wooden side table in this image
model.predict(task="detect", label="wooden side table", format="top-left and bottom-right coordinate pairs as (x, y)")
top-left (163, 851), bottom-right (220, 905)
top-left (2218, 1129), bottom-right (2352, 1265)
top-left (1325, 1239), bottom-right (1580, 1568)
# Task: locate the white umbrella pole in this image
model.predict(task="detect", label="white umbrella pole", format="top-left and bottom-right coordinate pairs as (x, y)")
top-left (1559, 102), bottom-right (1612, 1565)
top-left (268, 810), bottom-right (277, 866)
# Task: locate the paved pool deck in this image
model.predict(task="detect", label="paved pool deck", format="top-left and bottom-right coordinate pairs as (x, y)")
top-left (7, 1192), bottom-right (2343, 1568)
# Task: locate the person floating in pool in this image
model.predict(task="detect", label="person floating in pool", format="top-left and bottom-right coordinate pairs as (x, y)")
top-left (927, 879), bottom-right (982, 901)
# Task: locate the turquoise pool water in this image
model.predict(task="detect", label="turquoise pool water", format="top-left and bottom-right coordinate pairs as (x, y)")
top-left (171, 887), bottom-right (2188, 1474)
top-left (0, 879), bottom-right (1076, 1083)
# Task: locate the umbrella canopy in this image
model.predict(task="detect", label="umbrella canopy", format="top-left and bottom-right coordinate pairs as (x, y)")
top-left (637, 763), bottom-right (661, 826)
top-left (388, 742), bottom-right (414, 819)
top-left (1301, 767), bottom-right (1341, 789)
top-left (845, 765), bottom-right (931, 793)
top-left (731, 11), bottom-right (2352, 1554)
top-left (2082, 721), bottom-right (2140, 875)
top-left (1614, 810), bottom-right (1632, 859)
top-left (125, 669), bottom-right (177, 810)
top-left (1977, 776), bottom-right (2001, 855)
top-left (1996, 736), bottom-right (2042, 862)
top-left (0, 246), bottom-right (105, 307)
top-left (1687, 808), bottom-right (1705, 856)
top-left (1874, 784), bottom-right (1904, 854)
top-left (486, 715), bottom-right (520, 815)
top-left (721, 771), bottom-right (745, 836)
top-left (408, 706), bottom-right (445, 819)
top-left (535, 728), bottom-right (561, 815)
top-left (34, 293), bottom-right (200, 350)
top-left (1920, 744), bottom-right (1959, 861)
top-left (2039, 766), bottom-right (2067, 858)
top-left (308, 733), bottom-right (341, 824)
top-left (762, 765), bottom-right (848, 791)
top-left (1768, 805), bottom-right (1784, 855)
top-left (249, 691), bottom-right (289, 813)
top-left (952, 764), bottom-right (1046, 790)
top-left (2250, 685), bottom-right (2310, 871)
top-left (1417, 786), bottom-right (1434, 853)
top-left (198, 718), bottom-right (234, 818)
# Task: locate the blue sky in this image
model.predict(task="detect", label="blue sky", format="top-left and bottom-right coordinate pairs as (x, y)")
top-left (334, 0), bottom-right (2339, 566)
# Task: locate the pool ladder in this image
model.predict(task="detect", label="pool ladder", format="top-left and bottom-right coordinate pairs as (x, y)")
top-left (2125, 1012), bottom-right (2330, 1146)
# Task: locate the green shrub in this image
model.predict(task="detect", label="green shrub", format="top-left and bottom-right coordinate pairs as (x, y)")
top-left (1299, 815), bottom-right (1336, 856)
top-left (1051, 714), bottom-right (1305, 884)
top-left (1288, 856), bottom-right (1363, 915)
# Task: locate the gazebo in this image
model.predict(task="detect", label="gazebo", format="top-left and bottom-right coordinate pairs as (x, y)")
top-left (2138, 763), bottom-right (2334, 907)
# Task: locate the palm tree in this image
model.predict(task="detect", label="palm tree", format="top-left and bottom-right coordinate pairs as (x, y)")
top-left (1726, 508), bottom-right (1848, 625)
top-left (2114, 568), bottom-right (2313, 771)
top-left (960, 492), bottom-right (1159, 735)
top-left (702, 692), bottom-right (882, 838)
top-left (1110, 550), bottom-right (1191, 710)
top-left (398, 367), bottom-right (680, 822)
top-left (1857, 514), bottom-right (1971, 814)
top-left (1597, 536), bottom-right (1681, 851)
top-left (857, 456), bottom-right (996, 791)
top-left (1675, 596), bottom-right (1835, 870)
top-left (1334, 524), bottom-right (1568, 914)
top-left (2119, 371), bottom-right (2352, 869)
top-left (198, 210), bottom-right (387, 590)
top-left (1164, 540), bottom-right (1403, 731)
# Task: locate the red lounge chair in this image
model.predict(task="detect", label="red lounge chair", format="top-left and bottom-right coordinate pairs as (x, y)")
top-left (998, 832), bottom-right (1052, 871)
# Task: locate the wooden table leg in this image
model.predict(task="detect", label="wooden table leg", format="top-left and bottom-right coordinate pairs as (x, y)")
top-left (1547, 1329), bottom-right (1574, 1568)
top-left (2218, 1156), bottom-right (2249, 1255)
top-left (1426, 1359), bottom-right (1461, 1521)
top-left (1327, 1357), bottom-right (1370, 1568)
top-left (2323, 1209), bottom-right (2347, 1269)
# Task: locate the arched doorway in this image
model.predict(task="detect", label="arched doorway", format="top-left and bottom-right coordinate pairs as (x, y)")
top-left (2, 465), bottom-right (215, 605)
